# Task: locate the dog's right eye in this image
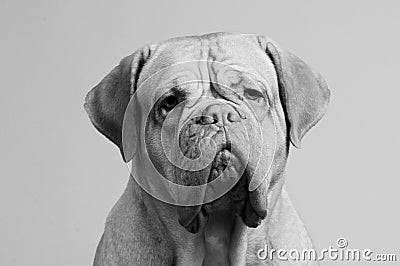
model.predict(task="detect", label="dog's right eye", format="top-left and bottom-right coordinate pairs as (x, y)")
top-left (159, 95), bottom-right (179, 118)
top-left (162, 96), bottom-right (178, 110)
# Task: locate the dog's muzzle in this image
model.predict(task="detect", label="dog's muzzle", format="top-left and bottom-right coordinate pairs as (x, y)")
top-left (174, 103), bottom-right (268, 233)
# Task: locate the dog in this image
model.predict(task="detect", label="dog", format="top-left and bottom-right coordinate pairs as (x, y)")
top-left (84, 32), bottom-right (330, 266)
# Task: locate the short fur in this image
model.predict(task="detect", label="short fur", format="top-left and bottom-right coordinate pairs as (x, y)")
top-left (85, 32), bottom-right (330, 266)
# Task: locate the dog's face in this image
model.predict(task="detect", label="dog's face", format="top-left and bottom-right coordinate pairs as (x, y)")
top-left (84, 33), bottom-right (330, 234)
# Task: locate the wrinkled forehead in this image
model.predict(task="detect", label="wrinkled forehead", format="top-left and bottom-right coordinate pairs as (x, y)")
top-left (135, 34), bottom-right (278, 104)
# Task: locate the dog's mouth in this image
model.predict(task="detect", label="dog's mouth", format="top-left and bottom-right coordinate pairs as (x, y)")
top-left (177, 146), bottom-right (267, 234)
top-left (174, 114), bottom-right (268, 234)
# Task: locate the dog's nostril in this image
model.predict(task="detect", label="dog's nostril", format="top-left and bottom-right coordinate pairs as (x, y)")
top-left (227, 112), bottom-right (240, 122)
top-left (198, 115), bottom-right (217, 125)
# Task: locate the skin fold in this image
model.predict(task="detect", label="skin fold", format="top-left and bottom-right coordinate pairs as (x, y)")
top-left (85, 32), bottom-right (330, 265)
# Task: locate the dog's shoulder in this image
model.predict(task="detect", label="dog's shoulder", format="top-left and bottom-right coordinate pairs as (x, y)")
top-left (93, 180), bottom-right (174, 266)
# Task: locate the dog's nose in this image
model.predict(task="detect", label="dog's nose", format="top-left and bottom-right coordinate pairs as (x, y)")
top-left (202, 104), bottom-right (240, 125)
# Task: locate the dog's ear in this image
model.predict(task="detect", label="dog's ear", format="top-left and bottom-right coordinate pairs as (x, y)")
top-left (84, 46), bottom-right (153, 162)
top-left (258, 36), bottom-right (330, 148)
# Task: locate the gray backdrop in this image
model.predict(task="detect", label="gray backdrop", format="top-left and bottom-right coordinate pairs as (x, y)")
top-left (1, 0), bottom-right (398, 265)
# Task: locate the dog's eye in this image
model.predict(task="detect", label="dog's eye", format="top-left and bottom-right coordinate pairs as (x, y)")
top-left (161, 95), bottom-right (178, 112)
top-left (244, 88), bottom-right (264, 101)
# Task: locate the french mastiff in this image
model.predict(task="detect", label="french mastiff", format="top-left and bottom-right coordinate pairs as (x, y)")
top-left (85, 32), bottom-right (330, 265)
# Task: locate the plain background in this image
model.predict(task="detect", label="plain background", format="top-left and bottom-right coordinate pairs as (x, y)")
top-left (1, 1), bottom-right (399, 265)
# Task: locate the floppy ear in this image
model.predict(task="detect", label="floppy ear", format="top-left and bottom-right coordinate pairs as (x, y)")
top-left (258, 36), bottom-right (331, 148)
top-left (84, 46), bottom-right (153, 161)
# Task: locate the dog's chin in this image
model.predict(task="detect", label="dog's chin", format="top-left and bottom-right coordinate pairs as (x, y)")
top-left (177, 149), bottom-right (267, 234)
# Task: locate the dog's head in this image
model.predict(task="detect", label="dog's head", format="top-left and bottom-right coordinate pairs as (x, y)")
top-left (84, 33), bottom-right (330, 233)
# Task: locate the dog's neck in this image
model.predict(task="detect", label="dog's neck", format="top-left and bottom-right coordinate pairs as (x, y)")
top-left (203, 210), bottom-right (248, 265)
top-left (132, 176), bottom-right (248, 265)
top-left (130, 175), bottom-right (318, 266)
top-left (167, 210), bottom-right (249, 266)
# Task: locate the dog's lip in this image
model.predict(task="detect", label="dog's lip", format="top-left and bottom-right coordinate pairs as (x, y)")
top-left (177, 147), bottom-right (244, 222)
top-left (177, 138), bottom-right (268, 232)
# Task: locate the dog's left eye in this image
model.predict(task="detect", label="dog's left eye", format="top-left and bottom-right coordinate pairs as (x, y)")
top-left (244, 89), bottom-right (264, 101)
